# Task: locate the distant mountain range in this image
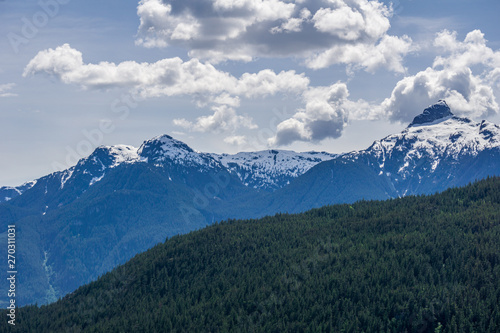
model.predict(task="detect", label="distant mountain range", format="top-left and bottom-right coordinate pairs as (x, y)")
top-left (266, 100), bottom-right (500, 213)
top-left (0, 138), bottom-right (336, 204)
top-left (1, 100), bottom-right (499, 306)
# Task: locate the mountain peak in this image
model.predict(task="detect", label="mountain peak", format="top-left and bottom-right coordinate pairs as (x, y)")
top-left (409, 100), bottom-right (453, 127)
top-left (138, 134), bottom-right (195, 159)
top-left (148, 134), bottom-right (195, 152)
top-left (137, 134), bottom-right (223, 170)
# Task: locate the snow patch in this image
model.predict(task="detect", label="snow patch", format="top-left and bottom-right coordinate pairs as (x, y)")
top-left (211, 150), bottom-right (337, 190)
top-left (346, 114), bottom-right (500, 180)
top-left (60, 168), bottom-right (75, 189)
top-left (90, 174), bottom-right (105, 186)
top-left (107, 145), bottom-right (141, 167)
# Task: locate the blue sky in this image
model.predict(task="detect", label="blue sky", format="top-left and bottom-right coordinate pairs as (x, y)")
top-left (1, 0), bottom-right (500, 186)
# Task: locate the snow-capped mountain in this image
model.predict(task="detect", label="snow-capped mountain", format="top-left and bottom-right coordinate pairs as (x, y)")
top-left (1, 135), bottom-right (338, 206)
top-left (265, 100), bottom-right (500, 214)
top-left (210, 150), bottom-right (337, 191)
top-left (6, 144), bottom-right (143, 215)
top-left (343, 100), bottom-right (500, 196)
top-left (0, 180), bottom-right (37, 203)
top-left (3, 100), bottom-right (500, 307)
top-left (137, 135), bottom-right (337, 190)
top-left (62, 144), bottom-right (141, 189)
top-left (3, 100), bottom-right (499, 207)
top-left (138, 135), bottom-right (223, 172)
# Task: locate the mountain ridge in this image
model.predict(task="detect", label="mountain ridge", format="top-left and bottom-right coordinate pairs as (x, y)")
top-left (342, 102), bottom-right (500, 197)
top-left (1, 100), bottom-right (500, 306)
top-left (5, 100), bottom-right (499, 201)
top-left (0, 135), bottom-right (338, 203)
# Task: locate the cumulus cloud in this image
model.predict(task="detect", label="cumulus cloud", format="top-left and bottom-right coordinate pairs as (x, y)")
top-left (135, 0), bottom-right (412, 72)
top-left (224, 135), bottom-right (247, 146)
top-left (24, 29), bottom-right (500, 148)
top-left (136, 0), bottom-right (294, 58)
top-left (24, 44), bottom-right (373, 144)
top-left (270, 8), bottom-right (311, 34)
top-left (23, 44), bottom-right (309, 133)
top-left (382, 30), bottom-right (500, 122)
top-left (306, 34), bottom-right (412, 72)
top-left (269, 83), bottom-right (372, 146)
top-left (312, 5), bottom-right (369, 41)
top-left (0, 83), bottom-right (17, 98)
top-left (269, 29), bottom-right (500, 146)
top-left (173, 105), bottom-right (257, 133)
top-left (23, 44), bottom-right (235, 93)
top-left (23, 44), bottom-right (310, 97)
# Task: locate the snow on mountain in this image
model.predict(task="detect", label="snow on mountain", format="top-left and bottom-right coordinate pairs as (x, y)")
top-left (0, 145), bottom-right (143, 207)
top-left (211, 150), bottom-right (337, 191)
top-left (344, 100), bottom-right (500, 195)
top-left (106, 145), bottom-right (142, 167)
top-left (81, 144), bottom-right (141, 170)
top-left (0, 180), bottom-right (37, 203)
top-left (1, 133), bottom-right (338, 203)
top-left (5, 100), bottom-right (497, 201)
top-left (138, 135), bottom-right (223, 172)
top-left (60, 144), bottom-right (142, 189)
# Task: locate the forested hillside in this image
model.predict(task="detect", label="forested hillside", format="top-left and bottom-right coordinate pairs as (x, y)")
top-left (4, 177), bottom-right (500, 332)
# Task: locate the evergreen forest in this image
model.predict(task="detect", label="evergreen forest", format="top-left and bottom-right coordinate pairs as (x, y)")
top-left (3, 177), bottom-right (500, 332)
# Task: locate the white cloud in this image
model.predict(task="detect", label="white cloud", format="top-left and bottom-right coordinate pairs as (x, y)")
top-left (270, 8), bottom-right (312, 34)
top-left (23, 44), bottom-right (310, 98)
top-left (306, 34), bottom-right (412, 73)
top-left (433, 29), bottom-right (500, 70)
top-left (224, 135), bottom-right (247, 145)
top-left (23, 44), bottom-right (235, 93)
top-left (23, 44), bottom-right (309, 134)
top-left (212, 93), bottom-right (240, 108)
top-left (312, 6), bottom-right (366, 40)
top-left (382, 30), bottom-right (500, 122)
top-left (136, 0), bottom-right (294, 49)
top-left (135, 0), bottom-right (412, 72)
top-left (171, 22), bottom-right (201, 41)
top-left (0, 83), bottom-right (17, 98)
top-left (173, 105), bottom-right (257, 133)
top-left (269, 83), bottom-right (370, 146)
top-left (25, 29), bottom-right (500, 148)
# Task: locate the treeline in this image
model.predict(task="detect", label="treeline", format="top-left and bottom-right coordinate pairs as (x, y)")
top-left (2, 177), bottom-right (500, 332)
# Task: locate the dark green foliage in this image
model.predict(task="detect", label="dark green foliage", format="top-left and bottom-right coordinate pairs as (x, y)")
top-left (3, 177), bottom-right (500, 332)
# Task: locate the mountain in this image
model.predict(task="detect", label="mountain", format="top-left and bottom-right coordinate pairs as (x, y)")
top-left (409, 99), bottom-right (453, 126)
top-left (267, 100), bottom-right (500, 213)
top-left (1, 134), bottom-right (336, 306)
top-left (139, 134), bottom-right (223, 172)
top-left (0, 145), bottom-right (141, 217)
top-left (210, 150), bottom-right (336, 191)
top-left (264, 158), bottom-right (396, 213)
top-left (344, 100), bottom-right (500, 195)
top-left (0, 135), bottom-right (261, 306)
top-left (0, 181), bottom-right (36, 204)
top-left (1, 101), bottom-right (500, 306)
top-left (137, 135), bottom-right (336, 191)
top-left (8, 177), bottom-right (500, 332)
